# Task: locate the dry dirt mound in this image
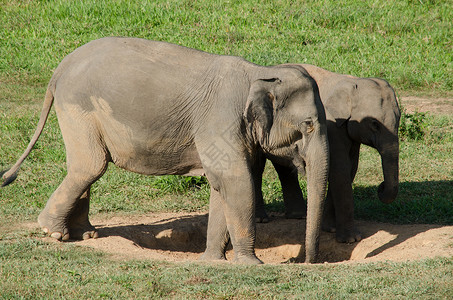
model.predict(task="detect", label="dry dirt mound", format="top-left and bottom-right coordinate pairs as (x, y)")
top-left (43, 212), bottom-right (453, 264)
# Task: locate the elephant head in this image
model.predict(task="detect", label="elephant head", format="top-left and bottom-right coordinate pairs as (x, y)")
top-left (323, 76), bottom-right (401, 204)
top-left (244, 69), bottom-right (329, 263)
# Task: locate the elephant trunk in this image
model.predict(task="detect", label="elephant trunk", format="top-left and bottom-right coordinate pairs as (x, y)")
top-left (377, 141), bottom-right (399, 204)
top-left (304, 132), bottom-right (329, 263)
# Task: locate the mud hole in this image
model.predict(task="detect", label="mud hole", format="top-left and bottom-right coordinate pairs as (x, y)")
top-left (36, 212), bottom-right (451, 264)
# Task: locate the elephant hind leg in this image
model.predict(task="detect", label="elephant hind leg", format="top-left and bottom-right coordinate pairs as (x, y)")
top-left (38, 113), bottom-right (109, 240)
top-left (38, 169), bottom-right (107, 241)
top-left (67, 187), bottom-right (99, 240)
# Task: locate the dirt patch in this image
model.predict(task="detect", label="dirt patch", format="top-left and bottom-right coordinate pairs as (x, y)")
top-left (399, 96), bottom-right (453, 115)
top-left (33, 212), bottom-right (453, 264)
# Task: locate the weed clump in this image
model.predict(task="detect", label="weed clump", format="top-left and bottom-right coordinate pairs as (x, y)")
top-left (399, 110), bottom-right (427, 141)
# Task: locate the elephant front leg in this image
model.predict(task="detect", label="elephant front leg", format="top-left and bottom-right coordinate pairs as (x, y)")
top-left (255, 187), bottom-right (270, 223)
top-left (272, 161), bottom-right (307, 219)
top-left (333, 142), bottom-right (362, 243)
top-left (322, 189), bottom-right (336, 233)
top-left (254, 155), bottom-right (270, 223)
top-left (223, 175), bottom-right (262, 264)
top-left (328, 168), bottom-right (362, 243)
top-left (324, 131), bottom-right (361, 243)
top-left (196, 136), bottom-right (261, 264)
top-left (199, 187), bottom-right (230, 261)
top-left (201, 178), bottom-right (261, 264)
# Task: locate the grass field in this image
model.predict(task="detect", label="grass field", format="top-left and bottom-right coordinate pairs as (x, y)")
top-left (1, 0), bottom-right (452, 298)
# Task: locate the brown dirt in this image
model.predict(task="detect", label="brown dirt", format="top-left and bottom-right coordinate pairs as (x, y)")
top-left (33, 212), bottom-right (452, 264)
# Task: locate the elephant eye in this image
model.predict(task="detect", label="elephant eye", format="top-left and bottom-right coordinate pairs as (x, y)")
top-left (305, 120), bottom-right (314, 133)
top-left (371, 120), bottom-right (380, 132)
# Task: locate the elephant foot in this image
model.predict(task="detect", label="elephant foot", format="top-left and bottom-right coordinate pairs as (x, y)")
top-left (322, 220), bottom-right (336, 233)
top-left (38, 211), bottom-right (98, 241)
top-left (233, 253), bottom-right (263, 265)
top-left (285, 210), bottom-right (306, 219)
top-left (38, 211), bottom-right (70, 241)
top-left (68, 225), bottom-right (98, 240)
top-left (255, 209), bottom-right (270, 223)
top-left (198, 250), bottom-right (227, 262)
top-left (256, 215), bottom-right (270, 223)
top-left (335, 229), bottom-right (362, 243)
top-left (68, 217), bottom-right (98, 240)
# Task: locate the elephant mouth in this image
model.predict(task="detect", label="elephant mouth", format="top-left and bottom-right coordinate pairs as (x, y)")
top-left (264, 143), bottom-right (307, 175)
top-left (293, 159), bottom-right (306, 175)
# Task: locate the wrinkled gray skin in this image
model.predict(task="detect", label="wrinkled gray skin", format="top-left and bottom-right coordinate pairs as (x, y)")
top-left (1, 38), bottom-right (329, 264)
top-left (256, 64), bottom-right (400, 243)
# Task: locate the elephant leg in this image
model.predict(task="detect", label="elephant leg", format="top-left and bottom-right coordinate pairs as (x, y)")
top-left (322, 189), bottom-right (336, 233)
top-left (254, 155), bottom-right (269, 223)
top-left (222, 175), bottom-right (261, 264)
top-left (38, 168), bottom-right (106, 241)
top-left (334, 142), bottom-right (362, 242)
top-left (325, 130), bottom-right (361, 243)
top-left (349, 143), bottom-right (360, 181)
top-left (201, 175), bottom-right (261, 264)
top-left (272, 161), bottom-right (306, 219)
top-left (326, 142), bottom-right (361, 241)
top-left (38, 112), bottom-right (108, 241)
top-left (196, 135), bottom-right (261, 264)
top-left (67, 187), bottom-right (99, 240)
top-left (329, 162), bottom-right (361, 243)
top-left (199, 187), bottom-right (230, 261)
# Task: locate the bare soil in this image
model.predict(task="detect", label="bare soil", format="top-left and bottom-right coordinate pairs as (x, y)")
top-left (399, 96), bottom-right (453, 115)
top-left (34, 212), bottom-right (452, 264)
top-left (38, 97), bottom-right (453, 264)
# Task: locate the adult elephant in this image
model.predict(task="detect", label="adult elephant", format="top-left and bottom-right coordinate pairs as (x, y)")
top-left (1, 38), bottom-right (329, 264)
top-left (256, 64), bottom-right (400, 243)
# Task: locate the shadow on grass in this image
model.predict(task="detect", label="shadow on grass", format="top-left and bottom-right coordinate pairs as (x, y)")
top-left (354, 180), bottom-right (453, 225)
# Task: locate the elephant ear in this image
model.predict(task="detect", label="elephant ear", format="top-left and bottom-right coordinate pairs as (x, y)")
top-left (323, 81), bottom-right (356, 127)
top-left (244, 78), bottom-right (281, 145)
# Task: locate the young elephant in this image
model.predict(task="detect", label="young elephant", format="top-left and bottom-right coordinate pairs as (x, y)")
top-left (1, 38), bottom-right (329, 264)
top-left (256, 64), bottom-right (400, 243)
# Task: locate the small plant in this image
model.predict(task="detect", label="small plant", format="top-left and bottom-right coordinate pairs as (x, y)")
top-left (399, 109), bottom-right (427, 141)
top-left (150, 175), bottom-right (207, 194)
top-left (182, 176), bottom-right (208, 189)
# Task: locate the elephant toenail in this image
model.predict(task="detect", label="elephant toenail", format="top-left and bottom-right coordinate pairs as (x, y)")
top-left (82, 231), bottom-right (98, 240)
top-left (50, 232), bottom-right (63, 240)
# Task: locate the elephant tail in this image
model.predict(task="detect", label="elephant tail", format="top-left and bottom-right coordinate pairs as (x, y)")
top-left (1, 81), bottom-right (56, 187)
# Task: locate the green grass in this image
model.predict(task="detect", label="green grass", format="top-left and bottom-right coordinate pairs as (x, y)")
top-left (1, 0), bottom-right (452, 298)
top-left (0, 239), bottom-right (451, 299)
top-left (1, 0), bottom-right (452, 92)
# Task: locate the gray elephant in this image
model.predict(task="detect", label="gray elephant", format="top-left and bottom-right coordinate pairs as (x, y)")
top-left (256, 64), bottom-right (400, 243)
top-left (1, 37), bottom-right (329, 264)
